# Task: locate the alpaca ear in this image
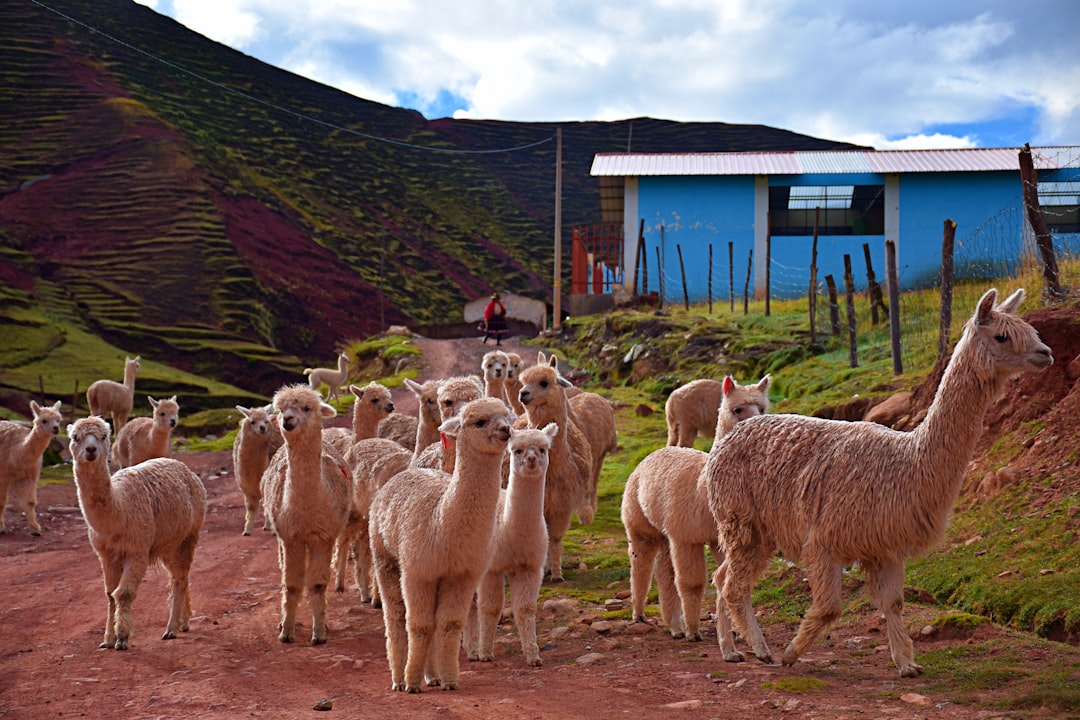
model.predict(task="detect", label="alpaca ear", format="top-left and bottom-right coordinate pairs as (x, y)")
top-left (722, 376), bottom-right (735, 396)
top-left (556, 374), bottom-right (573, 388)
top-left (169, 395), bottom-right (177, 403)
top-left (757, 374), bottom-right (771, 392)
top-left (975, 288), bottom-right (999, 325)
top-left (319, 402), bottom-right (337, 420)
top-left (548, 354), bottom-right (558, 368)
top-left (236, 405), bottom-right (252, 419)
top-left (149, 396), bottom-right (159, 409)
top-left (31, 400), bottom-right (42, 415)
top-left (542, 422), bottom-right (559, 439)
top-left (537, 351), bottom-right (547, 365)
top-left (996, 288), bottom-right (1026, 315)
top-left (348, 384), bottom-right (362, 398)
top-left (51, 400), bottom-right (62, 412)
top-left (66, 423), bottom-right (75, 438)
top-left (404, 378), bottom-right (422, 395)
top-left (439, 415), bottom-right (462, 436)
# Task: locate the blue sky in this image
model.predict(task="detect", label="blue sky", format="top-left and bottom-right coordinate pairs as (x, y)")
top-left (133, 0), bottom-right (1080, 150)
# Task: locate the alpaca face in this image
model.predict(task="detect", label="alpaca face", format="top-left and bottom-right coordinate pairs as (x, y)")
top-left (970, 288), bottom-right (1053, 375)
top-left (150, 396), bottom-right (180, 429)
top-left (273, 386), bottom-right (335, 435)
top-left (68, 417), bottom-right (111, 464)
top-left (517, 366), bottom-right (567, 409)
top-left (509, 424), bottom-right (556, 477)
top-left (438, 379), bottom-right (484, 422)
top-left (408, 379), bottom-right (443, 427)
top-left (441, 398), bottom-right (513, 455)
top-left (720, 375), bottom-right (770, 424)
top-left (482, 351), bottom-right (508, 381)
top-left (32, 401), bottom-right (63, 437)
top-left (353, 383), bottom-right (395, 418)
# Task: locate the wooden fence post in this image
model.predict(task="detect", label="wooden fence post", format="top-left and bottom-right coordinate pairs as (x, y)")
top-left (655, 246), bottom-right (663, 310)
top-left (1019, 143), bottom-right (1064, 300)
top-left (765, 212), bottom-right (772, 317)
top-left (808, 207), bottom-right (819, 343)
top-left (939, 219), bottom-right (956, 359)
top-left (633, 218), bottom-right (645, 295)
top-left (708, 243), bottom-right (713, 314)
top-left (825, 274), bottom-right (840, 336)
top-left (844, 254), bottom-right (858, 368)
top-left (886, 239), bottom-right (902, 375)
top-left (677, 244), bottom-right (689, 311)
top-left (743, 249), bottom-right (753, 315)
top-left (728, 241), bottom-right (734, 313)
top-left (864, 242), bottom-right (888, 323)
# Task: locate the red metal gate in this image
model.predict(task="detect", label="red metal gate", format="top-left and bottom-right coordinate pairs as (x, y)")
top-left (571, 224), bottom-right (624, 294)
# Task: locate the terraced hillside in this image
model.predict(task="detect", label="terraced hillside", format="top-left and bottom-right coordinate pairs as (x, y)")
top-left (0, 0), bottom-right (861, 396)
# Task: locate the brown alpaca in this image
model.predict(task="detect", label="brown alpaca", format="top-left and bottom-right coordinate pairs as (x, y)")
top-left (706, 288), bottom-right (1052, 677)
top-left (481, 350), bottom-right (510, 406)
top-left (86, 355), bottom-right (140, 431)
top-left (504, 352), bottom-right (527, 416)
top-left (621, 375), bottom-right (769, 652)
top-left (232, 405), bottom-right (284, 536)
top-left (0, 399), bottom-right (63, 535)
top-left (323, 382), bottom-right (394, 455)
top-left (112, 395), bottom-right (180, 469)
top-left (516, 356), bottom-right (592, 581)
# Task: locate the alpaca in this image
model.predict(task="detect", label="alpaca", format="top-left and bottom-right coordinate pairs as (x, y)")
top-left (232, 405), bottom-right (284, 535)
top-left (567, 387), bottom-right (618, 523)
top-left (368, 398), bottom-right (513, 692)
top-left (504, 352), bottom-right (527, 416)
top-left (706, 289), bottom-right (1052, 677)
top-left (465, 423), bottom-right (557, 667)
top-left (68, 416), bottom-right (206, 650)
top-left (335, 437), bottom-right (413, 599)
top-left (112, 395), bottom-right (180, 470)
top-left (412, 374), bottom-right (485, 473)
top-left (261, 385), bottom-right (352, 645)
top-left (621, 375), bottom-right (770, 652)
top-left (304, 352), bottom-right (351, 401)
top-left (667, 377), bottom-right (747, 449)
top-left (323, 382), bottom-right (394, 455)
top-left (0, 399), bottom-right (63, 535)
top-left (86, 355), bottom-right (140, 431)
top-left (377, 378), bottom-right (443, 454)
top-left (481, 350), bottom-right (510, 407)
top-left (516, 357), bottom-right (593, 581)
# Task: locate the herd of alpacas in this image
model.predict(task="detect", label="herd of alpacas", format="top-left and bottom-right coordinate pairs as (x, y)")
top-left (0, 287), bottom-right (1055, 690)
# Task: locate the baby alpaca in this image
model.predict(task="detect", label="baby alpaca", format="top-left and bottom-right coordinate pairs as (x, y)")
top-left (323, 382), bottom-right (394, 455)
top-left (369, 398), bottom-right (513, 692)
top-left (621, 375), bottom-right (769, 653)
top-left (68, 416), bottom-right (206, 650)
top-left (0, 399), bottom-right (63, 535)
top-left (112, 395), bottom-right (180, 470)
top-left (481, 350), bottom-right (510, 407)
top-left (707, 289), bottom-right (1052, 677)
top-left (503, 352), bottom-right (527, 416)
top-left (232, 405), bottom-right (284, 535)
top-left (465, 423), bottom-right (556, 667)
top-left (304, 352), bottom-right (351, 401)
top-left (86, 355), bottom-right (140, 431)
top-left (262, 385), bottom-right (352, 645)
top-left (667, 377), bottom-right (749, 450)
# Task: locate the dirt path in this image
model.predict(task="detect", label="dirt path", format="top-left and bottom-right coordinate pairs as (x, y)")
top-left (0, 335), bottom-right (1064, 719)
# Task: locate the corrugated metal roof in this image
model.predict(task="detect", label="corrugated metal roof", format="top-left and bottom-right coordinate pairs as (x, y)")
top-left (590, 146), bottom-right (1077, 177)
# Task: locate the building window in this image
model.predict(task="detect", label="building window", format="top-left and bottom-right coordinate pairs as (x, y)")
top-left (1039, 181), bottom-right (1080, 233)
top-left (769, 184), bottom-right (885, 236)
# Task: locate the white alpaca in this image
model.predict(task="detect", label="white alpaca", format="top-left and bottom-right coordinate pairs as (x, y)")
top-left (261, 384), bottom-right (352, 645)
top-left (232, 405), bottom-right (284, 536)
top-left (481, 350), bottom-right (510, 406)
top-left (465, 423), bottom-right (557, 667)
top-left (112, 395), bottom-right (180, 469)
top-left (304, 352), bottom-right (351, 401)
top-left (323, 382), bottom-right (394, 455)
top-left (412, 374), bottom-right (485, 473)
top-left (0, 400), bottom-right (63, 535)
top-left (86, 355), bottom-right (140, 431)
top-left (515, 358), bottom-right (593, 581)
top-left (68, 416), bottom-right (206, 650)
top-left (503, 352), bottom-right (527, 417)
top-left (707, 289), bottom-right (1052, 677)
top-left (369, 398), bottom-right (513, 692)
top-left (621, 375), bottom-right (769, 652)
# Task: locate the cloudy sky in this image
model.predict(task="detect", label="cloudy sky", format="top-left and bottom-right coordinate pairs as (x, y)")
top-left (132, 0), bottom-right (1080, 150)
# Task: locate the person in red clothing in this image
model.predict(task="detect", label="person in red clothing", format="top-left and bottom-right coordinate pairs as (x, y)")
top-left (481, 292), bottom-right (508, 345)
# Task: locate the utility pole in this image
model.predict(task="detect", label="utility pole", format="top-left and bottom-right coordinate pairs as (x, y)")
top-left (553, 127), bottom-right (563, 329)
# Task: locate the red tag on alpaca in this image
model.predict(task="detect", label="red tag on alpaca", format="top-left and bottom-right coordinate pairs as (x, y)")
top-left (440, 432), bottom-right (450, 451)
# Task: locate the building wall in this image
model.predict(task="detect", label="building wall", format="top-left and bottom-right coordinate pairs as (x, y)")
top-left (630, 168), bottom-right (1075, 304)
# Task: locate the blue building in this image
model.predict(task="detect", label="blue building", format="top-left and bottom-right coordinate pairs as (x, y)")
top-left (586, 146), bottom-right (1079, 304)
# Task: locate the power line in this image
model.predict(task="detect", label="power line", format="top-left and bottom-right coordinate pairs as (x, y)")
top-left (27, 0), bottom-right (555, 155)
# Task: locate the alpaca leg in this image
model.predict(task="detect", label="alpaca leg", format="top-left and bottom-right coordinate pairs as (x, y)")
top-left (545, 505), bottom-right (574, 581)
top-left (677, 424), bottom-right (696, 448)
top-left (783, 552), bottom-right (843, 667)
top-left (278, 540), bottom-right (305, 643)
top-left (332, 525), bottom-right (356, 593)
top-left (626, 528), bottom-right (663, 625)
top-left (352, 528), bottom-right (374, 604)
top-left (463, 592), bottom-right (481, 661)
top-left (666, 419), bottom-right (678, 446)
top-left (711, 562), bottom-right (745, 662)
top-left (475, 572), bottom-right (505, 662)
top-left (867, 560), bottom-right (922, 677)
top-left (373, 559), bottom-right (407, 690)
top-left (242, 493), bottom-right (259, 536)
top-left (162, 535), bottom-right (198, 638)
top-left (112, 556), bottom-right (149, 650)
top-left (14, 480), bottom-right (41, 535)
top-left (669, 541), bottom-right (707, 641)
top-left (433, 579), bottom-right (475, 690)
top-left (0, 480), bottom-right (7, 533)
top-left (721, 539), bottom-right (774, 664)
top-left (308, 542), bottom-right (334, 645)
top-left (99, 556), bottom-right (123, 649)
top-left (509, 566), bottom-right (544, 666)
top-left (401, 577), bottom-right (437, 692)
top-left (654, 545), bottom-right (684, 636)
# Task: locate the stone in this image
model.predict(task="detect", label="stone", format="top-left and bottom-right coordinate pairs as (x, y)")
top-left (863, 391), bottom-right (912, 427)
